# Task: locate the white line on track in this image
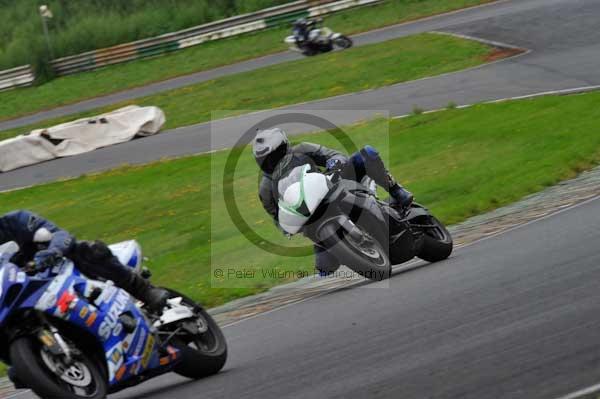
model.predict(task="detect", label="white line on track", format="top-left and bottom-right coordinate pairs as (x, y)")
top-left (553, 382), bottom-right (600, 399)
top-left (392, 85), bottom-right (600, 120)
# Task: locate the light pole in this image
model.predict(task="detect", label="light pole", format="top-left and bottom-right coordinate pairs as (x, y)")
top-left (39, 5), bottom-right (54, 60)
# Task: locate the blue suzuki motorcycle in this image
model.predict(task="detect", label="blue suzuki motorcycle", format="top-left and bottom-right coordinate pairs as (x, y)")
top-left (0, 240), bottom-right (227, 399)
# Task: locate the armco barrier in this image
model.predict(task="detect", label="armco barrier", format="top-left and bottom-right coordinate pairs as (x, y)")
top-left (50, 0), bottom-right (384, 76)
top-left (0, 65), bottom-right (35, 91)
top-left (0, 0), bottom-right (384, 86)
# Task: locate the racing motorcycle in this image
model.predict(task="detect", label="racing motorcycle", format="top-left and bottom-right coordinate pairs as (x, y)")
top-left (0, 240), bottom-right (227, 399)
top-left (278, 165), bottom-right (453, 280)
top-left (285, 25), bottom-right (353, 56)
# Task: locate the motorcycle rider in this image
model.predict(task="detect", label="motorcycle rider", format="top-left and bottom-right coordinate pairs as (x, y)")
top-left (1, 210), bottom-right (171, 388)
top-left (292, 17), bottom-right (318, 44)
top-left (253, 128), bottom-right (413, 274)
top-left (0, 210), bottom-right (170, 309)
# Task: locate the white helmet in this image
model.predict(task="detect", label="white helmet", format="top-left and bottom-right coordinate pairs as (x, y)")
top-left (252, 128), bottom-right (290, 174)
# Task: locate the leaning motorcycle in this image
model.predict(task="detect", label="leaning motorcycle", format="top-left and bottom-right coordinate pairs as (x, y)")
top-left (285, 26), bottom-right (353, 56)
top-left (0, 240), bottom-right (227, 399)
top-left (278, 164), bottom-right (453, 280)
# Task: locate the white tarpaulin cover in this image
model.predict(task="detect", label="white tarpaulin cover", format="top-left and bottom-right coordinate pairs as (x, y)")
top-left (0, 105), bottom-right (165, 172)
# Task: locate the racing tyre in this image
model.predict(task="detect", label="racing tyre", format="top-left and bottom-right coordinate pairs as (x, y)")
top-left (334, 35), bottom-right (353, 49)
top-left (320, 221), bottom-right (391, 281)
top-left (418, 216), bottom-right (453, 262)
top-left (165, 290), bottom-right (227, 379)
top-left (9, 336), bottom-right (108, 399)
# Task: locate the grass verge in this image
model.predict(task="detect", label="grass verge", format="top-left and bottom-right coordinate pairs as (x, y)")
top-left (0, 90), bottom-right (598, 308)
top-left (0, 32), bottom-right (494, 142)
top-left (0, 0), bottom-right (496, 122)
top-left (1, 89), bottom-right (599, 375)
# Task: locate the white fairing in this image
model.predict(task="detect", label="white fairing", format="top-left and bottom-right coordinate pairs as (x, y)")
top-left (284, 35), bottom-right (297, 44)
top-left (303, 173), bottom-right (331, 212)
top-left (153, 297), bottom-right (195, 328)
top-left (278, 165), bottom-right (330, 235)
top-left (108, 240), bottom-right (142, 273)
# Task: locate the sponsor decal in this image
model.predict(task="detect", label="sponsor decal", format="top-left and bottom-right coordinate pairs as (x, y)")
top-left (98, 290), bottom-right (129, 341)
top-left (134, 329), bottom-right (148, 357)
top-left (112, 323), bottom-right (123, 337)
top-left (85, 312), bottom-right (97, 327)
top-left (8, 268), bottom-right (16, 282)
top-left (56, 291), bottom-right (77, 314)
top-left (141, 335), bottom-right (155, 368)
top-left (35, 264), bottom-right (73, 312)
top-left (111, 349), bottom-right (122, 364)
top-left (16, 272), bottom-right (26, 283)
top-left (115, 365), bottom-right (127, 381)
top-left (79, 306), bottom-right (89, 319)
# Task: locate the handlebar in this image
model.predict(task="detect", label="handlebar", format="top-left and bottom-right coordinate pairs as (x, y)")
top-left (24, 255), bottom-right (64, 276)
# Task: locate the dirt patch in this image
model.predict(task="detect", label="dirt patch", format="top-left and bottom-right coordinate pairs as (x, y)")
top-left (484, 47), bottom-right (525, 62)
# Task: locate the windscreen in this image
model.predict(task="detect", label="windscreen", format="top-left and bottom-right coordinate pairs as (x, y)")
top-left (277, 164), bottom-right (309, 202)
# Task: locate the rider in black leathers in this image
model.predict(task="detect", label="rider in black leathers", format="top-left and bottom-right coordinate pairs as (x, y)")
top-left (253, 128), bottom-right (413, 274)
top-left (292, 18), bottom-right (317, 44)
top-left (1, 210), bottom-right (171, 388)
top-left (0, 210), bottom-right (169, 308)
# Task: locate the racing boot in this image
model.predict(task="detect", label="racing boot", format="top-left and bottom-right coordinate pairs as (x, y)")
top-left (125, 273), bottom-right (170, 312)
top-left (359, 145), bottom-right (413, 208)
top-left (389, 182), bottom-right (414, 209)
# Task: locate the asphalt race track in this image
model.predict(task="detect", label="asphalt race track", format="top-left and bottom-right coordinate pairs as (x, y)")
top-left (116, 197), bottom-right (600, 399)
top-left (2, 0), bottom-right (600, 191)
top-left (14, 196), bottom-right (599, 399)
top-left (7, 1), bottom-right (600, 398)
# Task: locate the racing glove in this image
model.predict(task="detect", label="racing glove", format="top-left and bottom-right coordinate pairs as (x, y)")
top-left (34, 248), bottom-right (63, 271)
top-left (325, 158), bottom-right (346, 172)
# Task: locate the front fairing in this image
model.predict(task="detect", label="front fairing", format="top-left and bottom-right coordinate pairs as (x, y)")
top-left (0, 259), bottom-right (178, 387)
top-left (0, 260), bottom-right (50, 329)
top-left (277, 165), bottom-right (332, 234)
top-left (34, 261), bottom-right (174, 386)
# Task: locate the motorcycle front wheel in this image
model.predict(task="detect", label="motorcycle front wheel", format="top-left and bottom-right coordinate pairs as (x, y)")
top-left (320, 221), bottom-right (391, 281)
top-left (416, 215), bottom-right (453, 262)
top-left (10, 335), bottom-right (108, 399)
top-left (163, 289), bottom-right (228, 379)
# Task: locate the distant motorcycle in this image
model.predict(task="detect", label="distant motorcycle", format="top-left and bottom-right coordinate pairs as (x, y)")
top-left (0, 240), bottom-right (227, 399)
top-left (277, 165), bottom-right (453, 280)
top-left (285, 25), bottom-right (353, 56)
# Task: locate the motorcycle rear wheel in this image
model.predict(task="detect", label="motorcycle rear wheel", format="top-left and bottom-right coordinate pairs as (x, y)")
top-left (163, 289), bottom-right (228, 379)
top-left (334, 35), bottom-right (353, 49)
top-left (10, 336), bottom-right (108, 399)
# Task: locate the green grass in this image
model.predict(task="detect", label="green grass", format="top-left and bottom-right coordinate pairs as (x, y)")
top-left (0, 91), bottom-right (599, 310)
top-left (0, 0), bottom-right (495, 122)
top-left (0, 32), bottom-right (493, 142)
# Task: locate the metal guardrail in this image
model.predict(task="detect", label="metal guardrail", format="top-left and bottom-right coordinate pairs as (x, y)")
top-left (49, 0), bottom-right (383, 76)
top-left (0, 65), bottom-right (35, 91)
top-left (0, 0), bottom-right (384, 87)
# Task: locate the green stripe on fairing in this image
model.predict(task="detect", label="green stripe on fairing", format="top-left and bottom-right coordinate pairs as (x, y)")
top-left (278, 164), bottom-right (310, 216)
top-left (265, 9), bottom-right (309, 28)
